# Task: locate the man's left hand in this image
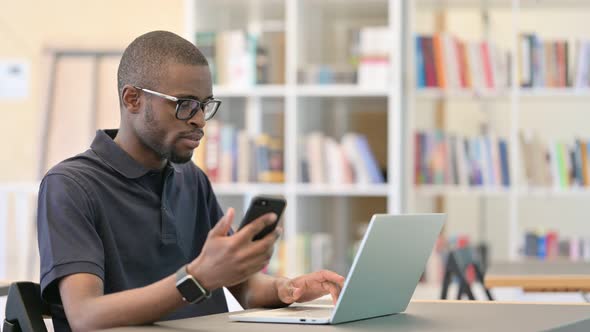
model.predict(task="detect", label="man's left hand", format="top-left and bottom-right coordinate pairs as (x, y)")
top-left (277, 270), bottom-right (345, 305)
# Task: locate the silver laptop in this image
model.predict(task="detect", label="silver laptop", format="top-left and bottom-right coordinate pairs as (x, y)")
top-left (229, 213), bottom-right (445, 325)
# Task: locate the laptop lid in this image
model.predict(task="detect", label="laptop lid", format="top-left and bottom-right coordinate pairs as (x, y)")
top-left (330, 214), bottom-right (445, 324)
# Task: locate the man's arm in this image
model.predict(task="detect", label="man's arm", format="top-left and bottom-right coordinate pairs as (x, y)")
top-left (59, 273), bottom-right (184, 331)
top-left (229, 270), bottom-right (346, 309)
top-left (59, 208), bottom-right (279, 331)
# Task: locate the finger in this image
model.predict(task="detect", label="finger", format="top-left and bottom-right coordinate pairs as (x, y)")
top-left (292, 288), bottom-right (303, 302)
top-left (235, 213), bottom-right (277, 242)
top-left (322, 282), bottom-right (341, 305)
top-left (278, 280), bottom-right (300, 304)
top-left (243, 227), bottom-right (279, 258)
top-left (236, 234), bottom-right (276, 266)
top-left (319, 270), bottom-right (346, 287)
top-left (209, 208), bottom-right (235, 237)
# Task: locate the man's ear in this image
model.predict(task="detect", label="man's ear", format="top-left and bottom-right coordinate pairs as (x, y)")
top-left (121, 85), bottom-right (141, 114)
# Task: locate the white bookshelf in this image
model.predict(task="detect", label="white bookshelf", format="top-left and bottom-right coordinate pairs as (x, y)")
top-left (407, 0), bottom-right (590, 262)
top-left (185, 0), bottom-right (402, 277)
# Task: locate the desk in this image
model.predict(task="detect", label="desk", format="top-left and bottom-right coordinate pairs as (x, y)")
top-left (485, 261), bottom-right (590, 291)
top-left (0, 281), bottom-right (10, 297)
top-left (102, 300), bottom-right (590, 332)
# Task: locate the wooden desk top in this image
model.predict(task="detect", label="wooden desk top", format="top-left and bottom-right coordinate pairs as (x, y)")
top-left (102, 300), bottom-right (590, 332)
top-left (485, 261), bottom-right (590, 291)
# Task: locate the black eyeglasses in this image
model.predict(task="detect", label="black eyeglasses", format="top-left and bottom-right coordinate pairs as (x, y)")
top-left (134, 86), bottom-right (221, 121)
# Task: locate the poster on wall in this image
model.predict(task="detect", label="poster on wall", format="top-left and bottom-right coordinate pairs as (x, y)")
top-left (0, 59), bottom-right (30, 100)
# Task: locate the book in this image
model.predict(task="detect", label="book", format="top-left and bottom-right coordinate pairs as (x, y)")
top-left (197, 120), bottom-right (284, 184)
top-left (300, 132), bottom-right (384, 185)
top-left (416, 36), bottom-right (426, 88)
top-left (523, 229), bottom-right (590, 262)
top-left (195, 31), bottom-right (217, 84)
top-left (415, 33), bottom-right (509, 91)
top-left (357, 26), bottom-right (390, 88)
top-left (518, 34), bottom-right (590, 88)
top-left (414, 130), bottom-right (511, 188)
top-left (205, 120), bottom-right (221, 182)
top-left (199, 29), bottom-right (285, 86)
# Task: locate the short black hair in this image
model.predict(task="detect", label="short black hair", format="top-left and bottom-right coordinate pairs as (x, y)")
top-left (117, 30), bottom-right (209, 104)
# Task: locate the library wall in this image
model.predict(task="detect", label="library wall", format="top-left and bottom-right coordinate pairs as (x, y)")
top-left (0, 0), bottom-right (183, 181)
top-left (414, 8), bottom-right (590, 260)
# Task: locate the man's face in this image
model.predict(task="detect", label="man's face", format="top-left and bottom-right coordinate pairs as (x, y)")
top-left (136, 63), bottom-right (212, 164)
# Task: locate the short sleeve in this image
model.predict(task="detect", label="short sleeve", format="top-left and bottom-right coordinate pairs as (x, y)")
top-left (37, 174), bottom-right (105, 305)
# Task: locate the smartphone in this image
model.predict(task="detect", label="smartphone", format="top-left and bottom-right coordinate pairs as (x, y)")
top-left (238, 196), bottom-right (287, 241)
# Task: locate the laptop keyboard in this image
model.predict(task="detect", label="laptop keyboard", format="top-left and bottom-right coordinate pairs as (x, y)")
top-left (270, 306), bottom-right (333, 318)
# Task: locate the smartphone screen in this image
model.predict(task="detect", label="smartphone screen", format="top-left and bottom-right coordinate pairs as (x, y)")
top-left (238, 196), bottom-right (286, 241)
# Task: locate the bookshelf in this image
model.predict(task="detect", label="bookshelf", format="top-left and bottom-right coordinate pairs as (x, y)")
top-left (408, 0), bottom-right (590, 264)
top-left (185, 0), bottom-right (590, 276)
top-left (184, 0), bottom-right (402, 277)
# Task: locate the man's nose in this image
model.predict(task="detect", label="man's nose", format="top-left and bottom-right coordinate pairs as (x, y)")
top-left (187, 109), bottom-right (206, 128)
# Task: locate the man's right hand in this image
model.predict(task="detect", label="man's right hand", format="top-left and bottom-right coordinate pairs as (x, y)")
top-left (187, 208), bottom-right (280, 291)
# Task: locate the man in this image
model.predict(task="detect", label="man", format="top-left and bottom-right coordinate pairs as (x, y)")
top-left (37, 30), bottom-right (345, 331)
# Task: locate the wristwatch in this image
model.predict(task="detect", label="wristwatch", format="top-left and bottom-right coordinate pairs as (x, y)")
top-left (175, 264), bottom-right (211, 304)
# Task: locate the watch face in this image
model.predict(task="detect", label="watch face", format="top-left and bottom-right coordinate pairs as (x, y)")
top-left (177, 277), bottom-right (205, 303)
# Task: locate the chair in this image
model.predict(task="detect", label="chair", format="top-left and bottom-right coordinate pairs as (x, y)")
top-left (440, 245), bottom-right (494, 301)
top-left (3, 282), bottom-right (51, 332)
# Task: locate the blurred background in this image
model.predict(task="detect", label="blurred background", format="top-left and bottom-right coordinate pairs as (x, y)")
top-left (2, 0), bottom-right (590, 311)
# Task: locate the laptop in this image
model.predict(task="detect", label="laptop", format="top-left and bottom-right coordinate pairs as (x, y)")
top-left (229, 213), bottom-right (445, 325)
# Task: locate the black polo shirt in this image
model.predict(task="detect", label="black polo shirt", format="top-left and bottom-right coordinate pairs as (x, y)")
top-left (37, 129), bottom-right (229, 331)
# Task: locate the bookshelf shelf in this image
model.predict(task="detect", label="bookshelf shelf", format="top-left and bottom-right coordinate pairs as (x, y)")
top-left (415, 88), bottom-right (510, 100)
top-left (414, 185), bottom-right (510, 197)
top-left (415, 88), bottom-right (590, 100)
top-left (520, 187), bottom-right (590, 198)
top-left (416, 0), bottom-right (590, 9)
top-left (519, 89), bottom-right (590, 98)
top-left (295, 85), bottom-right (390, 97)
top-left (213, 85), bottom-right (287, 98)
top-left (295, 184), bottom-right (390, 197)
top-left (415, 186), bottom-right (590, 197)
top-left (212, 183), bottom-right (286, 196)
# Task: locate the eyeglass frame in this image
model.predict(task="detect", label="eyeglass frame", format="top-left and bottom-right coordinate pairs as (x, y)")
top-left (133, 86), bottom-right (221, 121)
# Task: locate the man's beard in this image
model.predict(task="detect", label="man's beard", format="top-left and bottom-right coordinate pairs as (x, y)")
top-left (138, 103), bottom-right (194, 164)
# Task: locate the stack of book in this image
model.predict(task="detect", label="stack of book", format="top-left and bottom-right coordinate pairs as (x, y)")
top-left (192, 120), bottom-right (284, 183)
top-left (300, 132), bottom-right (385, 185)
top-left (519, 34), bottom-right (590, 88)
top-left (523, 230), bottom-right (590, 261)
top-left (415, 34), bottom-right (510, 90)
top-left (297, 26), bottom-right (390, 87)
top-left (520, 132), bottom-right (590, 189)
top-left (196, 30), bottom-right (285, 86)
top-left (414, 131), bottom-right (511, 187)
top-left (356, 26), bottom-right (390, 88)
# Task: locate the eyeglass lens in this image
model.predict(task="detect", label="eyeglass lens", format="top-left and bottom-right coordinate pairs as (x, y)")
top-left (177, 100), bottom-right (217, 120)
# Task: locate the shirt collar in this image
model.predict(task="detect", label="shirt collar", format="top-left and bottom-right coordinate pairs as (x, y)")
top-left (91, 129), bottom-right (180, 179)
